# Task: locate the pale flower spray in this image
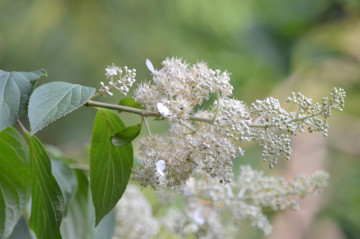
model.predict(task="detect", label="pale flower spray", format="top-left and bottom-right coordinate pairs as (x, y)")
top-left (98, 57), bottom-right (345, 237)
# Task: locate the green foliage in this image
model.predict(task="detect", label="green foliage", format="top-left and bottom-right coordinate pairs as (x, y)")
top-left (89, 208), bottom-right (116, 239)
top-left (118, 98), bottom-right (143, 112)
top-left (51, 158), bottom-right (77, 208)
top-left (28, 81), bottom-right (95, 135)
top-left (90, 109), bottom-right (133, 226)
top-left (8, 217), bottom-right (33, 239)
top-left (111, 123), bottom-right (141, 146)
top-left (26, 132), bottom-right (65, 239)
top-left (60, 170), bottom-right (90, 239)
top-left (56, 167), bottom-right (117, 239)
top-left (0, 70), bottom-right (46, 132)
top-left (0, 127), bottom-right (30, 238)
top-left (0, 72), bottom-right (131, 237)
top-left (0, 1), bottom-right (358, 236)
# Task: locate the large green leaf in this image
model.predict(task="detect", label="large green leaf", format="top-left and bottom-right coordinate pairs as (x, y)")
top-left (0, 127), bottom-right (30, 238)
top-left (61, 170), bottom-right (90, 239)
top-left (90, 109), bottom-right (133, 226)
top-left (8, 217), bottom-right (33, 239)
top-left (89, 183), bottom-right (116, 239)
top-left (51, 158), bottom-right (77, 208)
top-left (28, 81), bottom-right (95, 135)
top-left (61, 169), bottom-right (117, 239)
top-left (90, 210), bottom-right (115, 239)
top-left (26, 133), bottom-right (65, 239)
top-left (0, 69), bottom-right (46, 132)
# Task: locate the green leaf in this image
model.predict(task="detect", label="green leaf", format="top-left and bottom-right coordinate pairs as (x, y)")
top-left (88, 187), bottom-right (115, 239)
top-left (8, 217), bottom-right (33, 239)
top-left (61, 170), bottom-right (90, 239)
top-left (28, 81), bottom-right (95, 135)
top-left (51, 158), bottom-right (77, 208)
top-left (90, 210), bottom-right (115, 239)
top-left (118, 98), bottom-right (143, 112)
top-left (111, 123), bottom-right (141, 146)
top-left (0, 127), bottom-right (30, 238)
top-left (90, 109), bottom-right (133, 226)
top-left (26, 133), bottom-right (65, 239)
top-left (0, 69), bottom-right (46, 132)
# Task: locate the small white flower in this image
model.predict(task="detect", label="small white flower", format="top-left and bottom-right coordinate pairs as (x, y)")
top-left (156, 160), bottom-right (166, 176)
top-left (184, 190), bottom-right (192, 196)
top-left (146, 59), bottom-right (155, 73)
top-left (157, 103), bottom-right (170, 117)
top-left (105, 64), bottom-right (119, 78)
top-left (192, 209), bottom-right (205, 226)
top-left (238, 147), bottom-right (245, 156)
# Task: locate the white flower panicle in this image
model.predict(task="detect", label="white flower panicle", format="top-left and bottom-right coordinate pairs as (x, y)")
top-left (181, 165), bottom-right (329, 235)
top-left (286, 87), bottom-right (346, 136)
top-left (133, 59), bottom-right (344, 186)
top-left (134, 97), bottom-right (253, 188)
top-left (250, 87), bottom-right (346, 168)
top-left (99, 64), bottom-right (136, 96)
top-left (213, 98), bottom-right (252, 142)
top-left (134, 108), bottom-right (251, 188)
top-left (133, 134), bottom-right (197, 189)
top-left (114, 169), bottom-right (328, 238)
top-left (113, 185), bottom-right (159, 239)
top-left (113, 168), bottom-right (328, 238)
top-left (96, 57), bottom-right (344, 237)
top-left (97, 58), bottom-right (344, 188)
top-left (135, 57), bottom-right (233, 119)
top-left (234, 166), bottom-right (329, 211)
top-left (157, 197), bottom-right (225, 239)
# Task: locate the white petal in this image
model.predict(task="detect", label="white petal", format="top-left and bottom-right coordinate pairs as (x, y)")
top-left (184, 190), bottom-right (192, 196)
top-left (156, 160), bottom-right (166, 176)
top-left (146, 59), bottom-right (155, 73)
top-left (238, 147), bottom-right (245, 156)
top-left (193, 209), bottom-right (205, 226)
top-left (157, 103), bottom-right (170, 117)
top-left (156, 160), bottom-right (166, 170)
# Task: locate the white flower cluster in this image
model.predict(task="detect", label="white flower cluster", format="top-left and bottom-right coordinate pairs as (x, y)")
top-left (114, 166), bottom-right (329, 238)
top-left (182, 165), bottom-right (330, 235)
top-left (99, 64), bottom-right (136, 96)
top-left (250, 87), bottom-right (346, 168)
top-left (131, 58), bottom-right (345, 187)
top-left (213, 98), bottom-right (252, 142)
top-left (96, 57), bottom-right (343, 237)
top-left (161, 199), bottom-right (226, 239)
top-left (113, 185), bottom-right (225, 239)
top-left (286, 87), bottom-right (346, 136)
top-left (133, 106), bottom-right (251, 188)
top-left (97, 58), bottom-right (344, 187)
top-left (133, 134), bottom-right (196, 188)
top-left (113, 185), bottom-right (159, 239)
top-left (135, 57), bottom-right (233, 119)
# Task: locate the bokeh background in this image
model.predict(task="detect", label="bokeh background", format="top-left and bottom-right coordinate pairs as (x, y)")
top-left (1, 0), bottom-right (360, 238)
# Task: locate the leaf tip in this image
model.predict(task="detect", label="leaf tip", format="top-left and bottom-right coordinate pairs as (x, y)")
top-left (34, 69), bottom-right (48, 79)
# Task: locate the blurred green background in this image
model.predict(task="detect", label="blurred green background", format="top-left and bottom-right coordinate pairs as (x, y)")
top-left (1, 0), bottom-right (360, 238)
